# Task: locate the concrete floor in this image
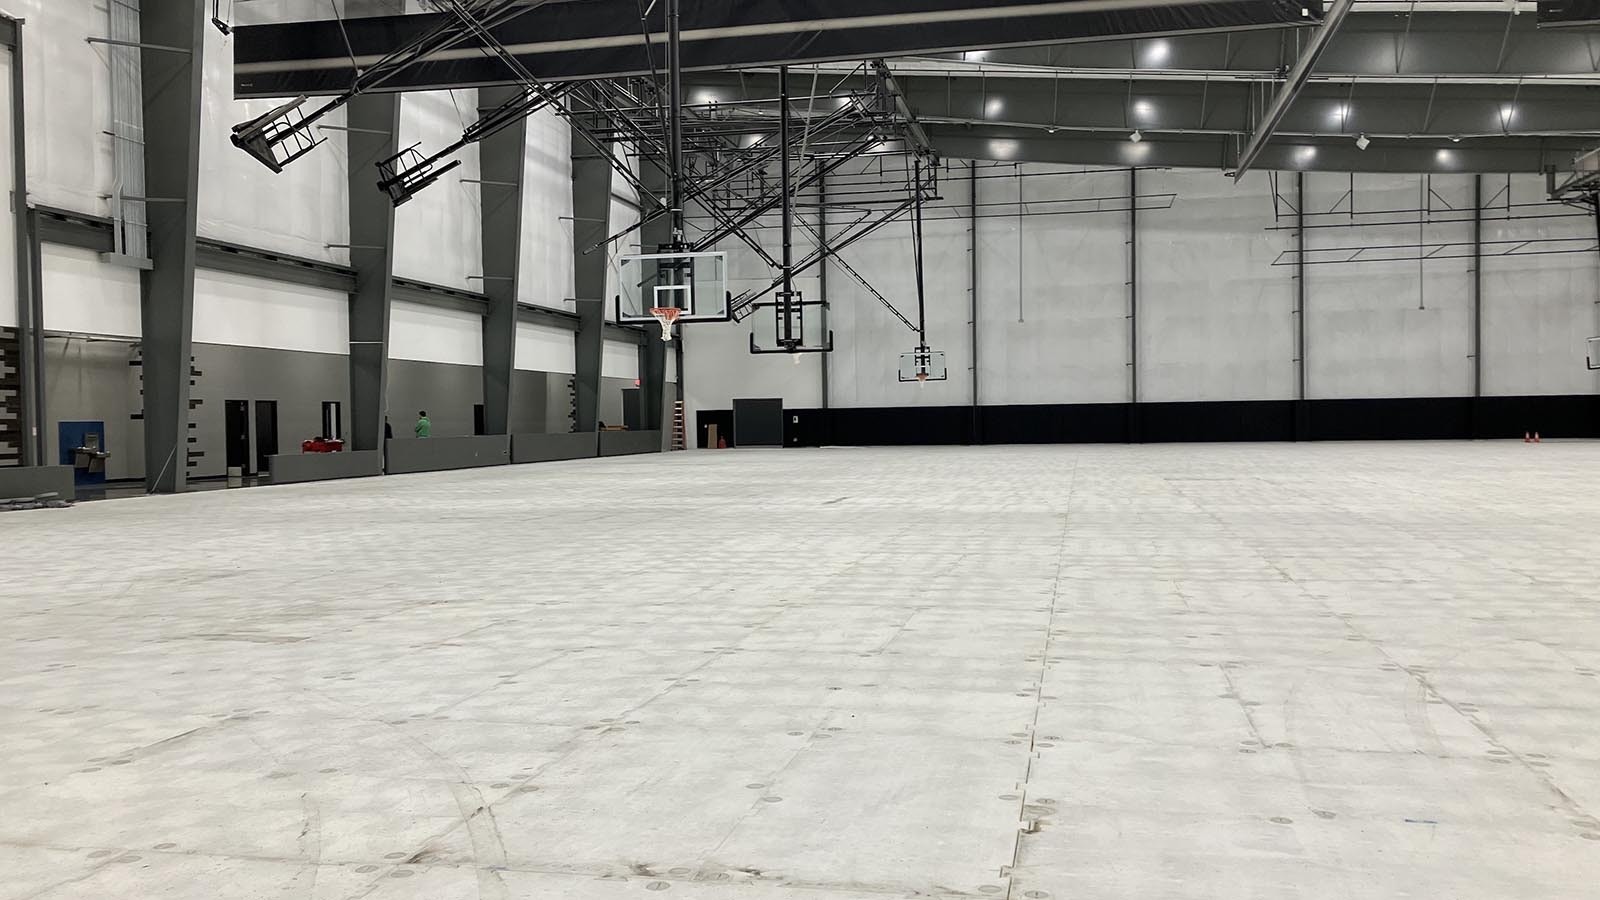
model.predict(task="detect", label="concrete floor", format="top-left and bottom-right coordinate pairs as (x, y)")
top-left (3, 442), bottom-right (1599, 899)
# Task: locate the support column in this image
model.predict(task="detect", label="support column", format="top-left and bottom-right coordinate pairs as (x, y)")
top-left (1294, 171), bottom-right (1310, 440)
top-left (819, 171), bottom-right (830, 409)
top-left (1472, 174), bottom-right (1483, 400)
top-left (138, 0), bottom-right (204, 493)
top-left (570, 129), bottom-right (610, 434)
top-left (1126, 167), bottom-right (1140, 443)
top-left (968, 161), bottom-right (980, 443)
top-left (10, 19), bottom-right (40, 466)
top-left (478, 86), bottom-right (526, 436)
top-left (638, 156), bottom-right (673, 436)
top-left (347, 93), bottom-right (400, 454)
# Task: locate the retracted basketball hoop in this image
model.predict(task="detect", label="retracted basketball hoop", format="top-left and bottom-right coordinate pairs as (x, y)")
top-left (650, 306), bottom-right (683, 341)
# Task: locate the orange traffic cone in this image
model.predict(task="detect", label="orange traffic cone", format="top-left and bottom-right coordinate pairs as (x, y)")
top-left (1524, 432), bottom-right (1532, 443)
top-left (1534, 432), bottom-right (1542, 443)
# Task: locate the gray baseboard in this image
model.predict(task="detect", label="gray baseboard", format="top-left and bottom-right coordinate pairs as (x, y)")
top-left (599, 430), bottom-right (664, 457)
top-left (511, 432), bottom-right (598, 464)
top-left (268, 451), bottom-right (385, 485)
top-left (0, 466), bottom-right (76, 503)
top-left (386, 436), bottom-right (511, 474)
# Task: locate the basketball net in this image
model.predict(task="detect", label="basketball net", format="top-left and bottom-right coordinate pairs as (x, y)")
top-left (650, 307), bottom-right (682, 342)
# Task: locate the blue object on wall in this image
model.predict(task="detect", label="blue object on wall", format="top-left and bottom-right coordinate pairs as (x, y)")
top-left (58, 421), bottom-right (108, 485)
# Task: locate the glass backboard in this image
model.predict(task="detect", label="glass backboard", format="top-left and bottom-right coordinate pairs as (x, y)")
top-left (749, 293), bottom-right (832, 354)
top-left (899, 349), bottom-right (948, 383)
top-left (616, 252), bottom-right (730, 325)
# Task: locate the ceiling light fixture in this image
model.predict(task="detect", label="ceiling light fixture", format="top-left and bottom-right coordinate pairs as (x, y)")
top-left (1129, 130), bottom-right (1143, 143)
top-left (1355, 133), bottom-right (1371, 151)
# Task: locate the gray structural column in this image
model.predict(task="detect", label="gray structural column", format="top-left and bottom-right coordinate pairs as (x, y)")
top-left (478, 86), bottom-right (526, 436)
top-left (1471, 174), bottom-right (1483, 400)
top-left (1126, 166), bottom-right (1139, 442)
top-left (9, 18), bottom-right (41, 466)
top-left (637, 156), bottom-right (671, 434)
top-left (570, 126), bottom-right (611, 433)
top-left (347, 93), bottom-right (400, 452)
top-left (1293, 171), bottom-right (1310, 439)
top-left (138, 0), bottom-right (204, 493)
top-left (968, 160), bottom-right (979, 441)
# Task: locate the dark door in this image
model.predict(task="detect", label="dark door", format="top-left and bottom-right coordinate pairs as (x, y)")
top-left (321, 401), bottom-right (342, 441)
top-left (473, 403), bottom-right (486, 436)
top-left (621, 388), bottom-right (643, 431)
top-left (224, 400), bottom-right (251, 474)
top-left (733, 398), bottom-right (784, 447)
top-left (254, 400), bottom-right (278, 474)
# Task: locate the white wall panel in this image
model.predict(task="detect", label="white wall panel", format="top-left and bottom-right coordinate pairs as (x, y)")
top-left (191, 269), bottom-right (348, 355)
top-left (827, 164), bottom-right (972, 408)
top-left (980, 164), bottom-right (1129, 405)
top-left (514, 320), bottom-right (575, 374)
top-left (197, 24), bottom-right (349, 265)
top-left (518, 109), bottom-right (575, 311)
top-left (40, 244), bottom-right (141, 337)
top-left (14, 0), bottom-right (114, 216)
top-left (1481, 175), bottom-right (1600, 396)
top-left (682, 319), bottom-right (822, 420)
top-left (1304, 173), bottom-right (1474, 398)
top-left (393, 90), bottom-right (482, 290)
top-left (602, 338), bottom-right (639, 381)
top-left (1140, 170), bottom-right (1296, 401)
top-left (389, 299), bottom-right (482, 366)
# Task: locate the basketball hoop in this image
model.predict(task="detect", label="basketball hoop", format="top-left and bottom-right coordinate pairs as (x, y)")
top-left (915, 371), bottom-right (929, 386)
top-left (650, 307), bottom-right (683, 342)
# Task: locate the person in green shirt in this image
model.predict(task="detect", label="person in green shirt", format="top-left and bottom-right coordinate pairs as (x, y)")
top-left (414, 411), bottom-right (431, 438)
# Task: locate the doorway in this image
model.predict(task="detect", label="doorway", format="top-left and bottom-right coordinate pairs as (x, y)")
top-left (321, 401), bottom-right (342, 441)
top-left (254, 400), bottom-right (278, 474)
top-left (224, 400), bottom-right (250, 475)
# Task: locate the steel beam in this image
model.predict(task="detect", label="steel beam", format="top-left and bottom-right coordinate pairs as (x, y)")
top-left (138, 0), bottom-right (205, 493)
top-left (232, 0), bottom-right (1320, 98)
top-left (929, 129), bottom-right (1587, 174)
top-left (477, 85), bottom-right (526, 436)
top-left (346, 93), bottom-right (401, 454)
top-left (571, 142), bottom-right (611, 434)
top-left (903, 12), bottom-right (1600, 83)
top-left (1232, 0), bottom-right (1356, 179)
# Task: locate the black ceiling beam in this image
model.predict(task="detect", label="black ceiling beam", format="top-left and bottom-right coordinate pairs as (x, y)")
top-left (233, 0), bottom-right (1321, 98)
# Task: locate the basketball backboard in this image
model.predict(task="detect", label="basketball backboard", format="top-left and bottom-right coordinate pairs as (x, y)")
top-left (748, 292), bottom-right (833, 354)
top-left (615, 252), bottom-right (730, 326)
top-left (899, 349), bottom-right (948, 383)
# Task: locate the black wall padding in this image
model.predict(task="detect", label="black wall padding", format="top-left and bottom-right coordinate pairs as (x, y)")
top-left (701, 394), bottom-right (1600, 448)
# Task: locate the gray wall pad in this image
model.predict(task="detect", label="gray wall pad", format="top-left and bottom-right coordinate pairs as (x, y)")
top-left (386, 435), bottom-right (510, 474)
top-left (268, 450), bottom-right (384, 484)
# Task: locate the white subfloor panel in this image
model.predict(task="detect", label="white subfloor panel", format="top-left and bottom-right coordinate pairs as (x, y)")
top-left (3, 442), bottom-right (1599, 899)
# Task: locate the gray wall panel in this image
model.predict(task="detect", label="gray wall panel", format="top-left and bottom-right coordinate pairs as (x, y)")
top-left (269, 450), bottom-right (384, 484)
top-left (0, 465), bottom-right (74, 502)
top-left (599, 430), bottom-right (663, 457)
top-left (386, 435), bottom-right (510, 474)
top-left (41, 336), bottom-right (143, 480)
top-left (387, 359), bottom-right (484, 439)
top-left (189, 343), bottom-right (351, 479)
top-left (511, 431), bottom-right (597, 463)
